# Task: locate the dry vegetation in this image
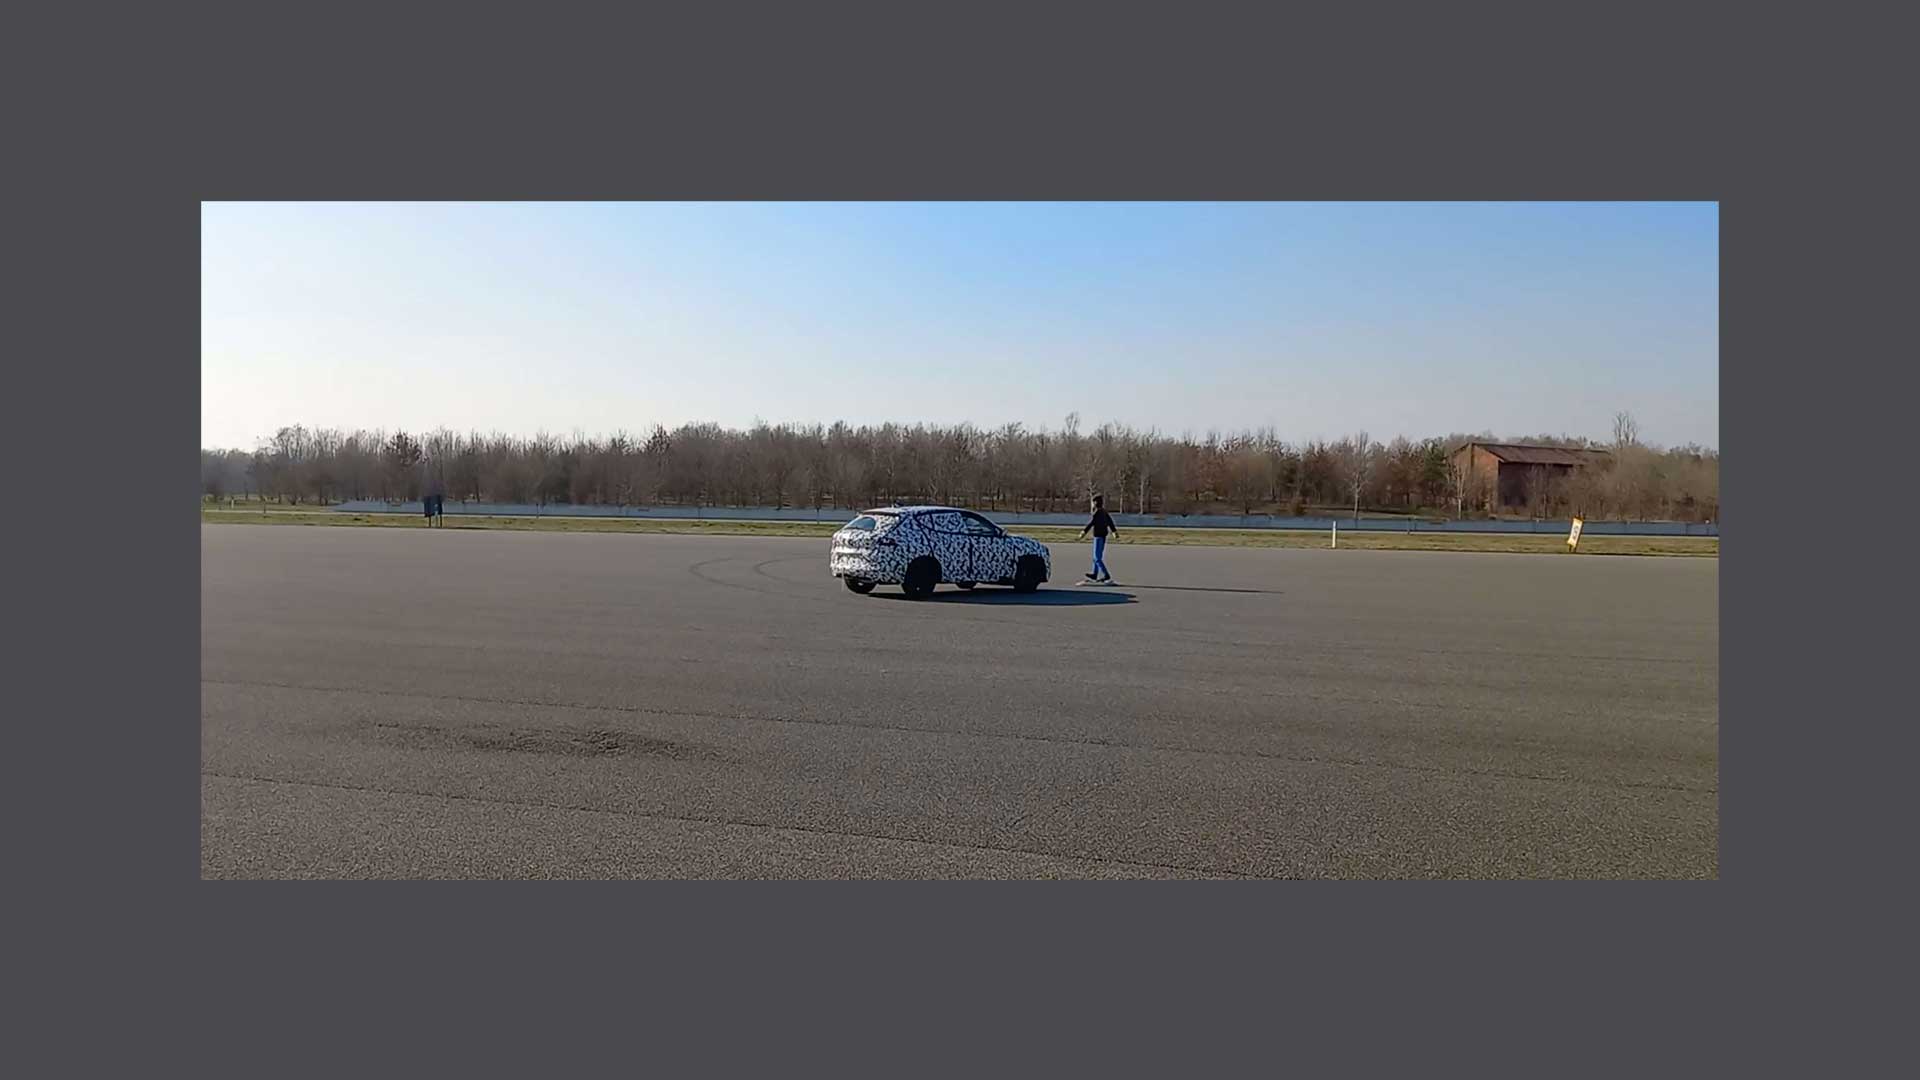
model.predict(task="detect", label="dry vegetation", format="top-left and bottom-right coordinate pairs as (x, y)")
top-left (201, 504), bottom-right (1717, 557)
top-left (202, 411), bottom-right (1718, 524)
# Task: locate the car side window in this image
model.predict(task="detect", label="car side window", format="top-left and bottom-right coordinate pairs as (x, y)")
top-left (960, 513), bottom-right (1001, 537)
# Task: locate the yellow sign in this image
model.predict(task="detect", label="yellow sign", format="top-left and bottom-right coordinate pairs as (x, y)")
top-left (1567, 517), bottom-right (1584, 551)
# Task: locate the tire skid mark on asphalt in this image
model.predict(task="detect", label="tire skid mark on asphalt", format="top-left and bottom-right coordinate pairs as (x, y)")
top-left (752, 554), bottom-right (820, 582)
top-left (691, 553), bottom-right (1096, 630)
top-left (204, 605), bottom-right (1709, 675)
top-left (205, 587), bottom-right (1699, 731)
top-left (201, 770), bottom-right (1240, 879)
top-left (691, 553), bottom-right (944, 620)
top-left (202, 616), bottom-right (1713, 729)
top-left (686, 555), bottom-right (829, 607)
top-left (752, 589), bottom-right (1713, 686)
top-left (742, 552), bottom-right (1713, 667)
top-left (201, 677), bottom-right (1718, 795)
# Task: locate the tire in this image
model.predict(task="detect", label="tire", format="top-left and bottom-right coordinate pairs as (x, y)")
top-left (902, 557), bottom-right (940, 599)
top-left (954, 581), bottom-right (976, 590)
top-left (844, 578), bottom-right (875, 594)
top-left (1012, 555), bottom-right (1045, 593)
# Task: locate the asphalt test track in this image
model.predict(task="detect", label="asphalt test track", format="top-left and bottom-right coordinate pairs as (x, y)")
top-left (202, 525), bottom-right (1718, 878)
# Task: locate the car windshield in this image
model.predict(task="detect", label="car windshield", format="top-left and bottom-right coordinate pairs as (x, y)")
top-left (844, 516), bottom-right (878, 531)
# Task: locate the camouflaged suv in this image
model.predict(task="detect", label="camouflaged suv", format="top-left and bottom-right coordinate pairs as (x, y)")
top-left (830, 506), bottom-right (1051, 598)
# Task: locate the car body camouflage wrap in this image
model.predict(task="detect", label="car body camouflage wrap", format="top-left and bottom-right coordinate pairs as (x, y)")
top-left (829, 506), bottom-right (1051, 590)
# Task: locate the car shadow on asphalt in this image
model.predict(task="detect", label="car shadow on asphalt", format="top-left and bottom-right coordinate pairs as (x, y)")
top-left (1123, 584), bottom-right (1282, 595)
top-left (870, 586), bottom-right (1137, 605)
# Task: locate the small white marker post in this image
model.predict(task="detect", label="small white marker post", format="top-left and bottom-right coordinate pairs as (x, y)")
top-left (1331, 521), bottom-right (1337, 549)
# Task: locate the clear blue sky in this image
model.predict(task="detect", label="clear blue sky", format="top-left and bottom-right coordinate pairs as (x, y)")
top-left (202, 202), bottom-right (1718, 450)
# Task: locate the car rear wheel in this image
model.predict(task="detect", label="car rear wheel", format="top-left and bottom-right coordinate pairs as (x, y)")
top-left (1012, 555), bottom-right (1045, 593)
top-left (844, 578), bottom-right (875, 594)
top-left (902, 557), bottom-right (940, 599)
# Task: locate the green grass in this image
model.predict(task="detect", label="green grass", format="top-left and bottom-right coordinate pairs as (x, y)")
top-left (201, 506), bottom-right (1717, 557)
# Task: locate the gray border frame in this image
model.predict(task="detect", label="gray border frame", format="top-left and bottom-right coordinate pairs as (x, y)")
top-left (24, 0), bottom-right (1889, 1069)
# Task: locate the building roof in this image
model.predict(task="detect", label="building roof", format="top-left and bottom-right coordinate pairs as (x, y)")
top-left (1464, 443), bottom-right (1613, 467)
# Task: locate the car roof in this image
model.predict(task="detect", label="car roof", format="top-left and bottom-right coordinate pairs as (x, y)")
top-left (858, 505), bottom-right (976, 517)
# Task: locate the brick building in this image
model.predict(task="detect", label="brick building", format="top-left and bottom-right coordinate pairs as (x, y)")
top-left (1450, 442), bottom-right (1612, 512)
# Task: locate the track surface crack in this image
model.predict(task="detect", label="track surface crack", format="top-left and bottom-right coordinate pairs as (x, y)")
top-left (202, 677), bottom-right (1716, 795)
top-left (202, 770), bottom-right (1250, 879)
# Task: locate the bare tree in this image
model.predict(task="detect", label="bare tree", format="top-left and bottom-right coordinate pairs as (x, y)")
top-left (1061, 412), bottom-right (1093, 503)
top-left (1335, 431), bottom-right (1374, 521)
top-left (1413, 439), bottom-right (1447, 510)
top-left (1443, 446), bottom-right (1471, 518)
top-left (1522, 465), bottom-right (1548, 519)
top-left (201, 450), bottom-right (228, 501)
top-left (380, 431), bottom-right (424, 502)
top-left (1221, 437), bottom-right (1269, 516)
top-left (201, 415), bottom-right (1716, 524)
top-left (1381, 436), bottom-right (1418, 510)
top-left (1126, 432), bottom-right (1155, 516)
top-left (1612, 411), bottom-right (1640, 449)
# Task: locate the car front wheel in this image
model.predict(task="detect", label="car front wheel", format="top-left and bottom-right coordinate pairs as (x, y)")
top-left (844, 578), bottom-right (875, 594)
top-left (1012, 555), bottom-right (1045, 593)
top-left (902, 557), bottom-right (940, 599)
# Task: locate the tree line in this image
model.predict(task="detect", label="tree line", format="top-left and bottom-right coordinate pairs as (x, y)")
top-left (201, 412), bottom-right (1719, 522)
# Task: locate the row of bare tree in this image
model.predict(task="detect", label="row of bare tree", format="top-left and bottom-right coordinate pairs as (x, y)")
top-left (201, 413), bottom-right (1719, 522)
